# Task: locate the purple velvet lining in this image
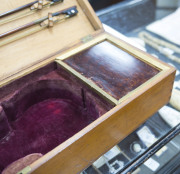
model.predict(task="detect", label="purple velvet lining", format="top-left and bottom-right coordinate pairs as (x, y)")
top-left (0, 106), bottom-right (11, 140)
top-left (0, 79), bottom-right (99, 172)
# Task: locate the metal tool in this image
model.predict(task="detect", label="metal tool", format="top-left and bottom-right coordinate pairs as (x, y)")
top-left (0, 6), bottom-right (78, 47)
top-left (0, 0), bottom-right (63, 18)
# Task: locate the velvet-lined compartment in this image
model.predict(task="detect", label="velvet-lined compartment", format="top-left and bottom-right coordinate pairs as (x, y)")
top-left (0, 40), bottom-right (160, 172)
top-left (0, 63), bottom-right (113, 172)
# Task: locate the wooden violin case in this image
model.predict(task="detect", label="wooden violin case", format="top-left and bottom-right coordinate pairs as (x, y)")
top-left (0, 0), bottom-right (175, 173)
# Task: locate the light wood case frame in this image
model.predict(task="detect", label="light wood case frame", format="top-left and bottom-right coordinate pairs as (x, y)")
top-left (17, 32), bottom-right (175, 174)
top-left (0, 0), bottom-right (175, 173)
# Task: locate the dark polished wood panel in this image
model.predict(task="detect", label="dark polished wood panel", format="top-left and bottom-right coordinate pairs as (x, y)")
top-left (64, 41), bottom-right (159, 100)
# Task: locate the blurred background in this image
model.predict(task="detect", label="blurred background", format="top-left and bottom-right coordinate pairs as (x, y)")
top-left (88, 0), bottom-right (180, 33)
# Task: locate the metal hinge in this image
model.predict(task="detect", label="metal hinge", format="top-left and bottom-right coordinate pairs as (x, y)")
top-left (81, 35), bottom-right (93, 43)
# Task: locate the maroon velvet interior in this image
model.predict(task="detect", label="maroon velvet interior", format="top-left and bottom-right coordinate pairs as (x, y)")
top-left (0, 65), bottom-right (112, 172)
top-left (0, 40), bottom-right (160, 172)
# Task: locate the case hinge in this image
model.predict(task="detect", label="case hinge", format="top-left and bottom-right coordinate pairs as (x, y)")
top-left (81, 35), bottom-right (93, 43)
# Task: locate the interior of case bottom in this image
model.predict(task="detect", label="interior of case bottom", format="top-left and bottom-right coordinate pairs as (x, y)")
top-left (0, 40), bottom-right (159, 172)
top-left (0, 63), bottom-right (113, 172)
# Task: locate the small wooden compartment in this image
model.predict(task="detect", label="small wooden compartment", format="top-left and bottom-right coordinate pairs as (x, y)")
top-left (0, 0), bottom-right (175, 173)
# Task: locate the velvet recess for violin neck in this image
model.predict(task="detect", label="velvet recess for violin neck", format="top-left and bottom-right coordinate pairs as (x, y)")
top-left (64, 41), bottom-right (160, 100)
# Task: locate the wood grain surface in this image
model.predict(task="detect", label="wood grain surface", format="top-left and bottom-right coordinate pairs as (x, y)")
top-left (64, 41), bottom-right (159, 100)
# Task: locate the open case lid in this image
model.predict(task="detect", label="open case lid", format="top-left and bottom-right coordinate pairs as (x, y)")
top-left (0, 0), bottom-right (103, 86)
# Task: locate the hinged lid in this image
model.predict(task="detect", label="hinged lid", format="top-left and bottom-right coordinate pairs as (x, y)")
top-left (0, 0), bottom-right (103, 85)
